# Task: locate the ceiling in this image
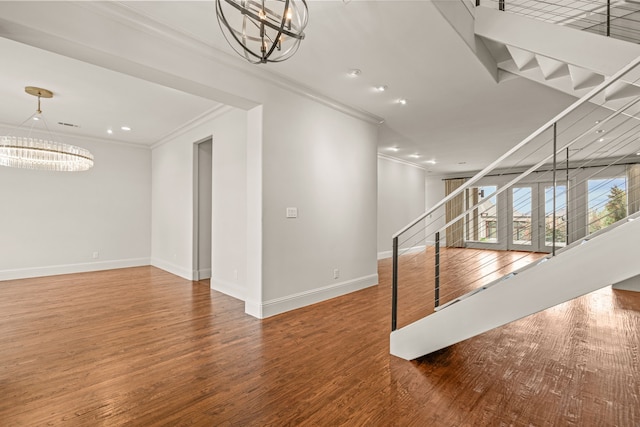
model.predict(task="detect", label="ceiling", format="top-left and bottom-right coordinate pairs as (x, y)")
top-left (0, 36), bottom-right (221, 146)
top-left (0, 1), bottom-right (579, 172)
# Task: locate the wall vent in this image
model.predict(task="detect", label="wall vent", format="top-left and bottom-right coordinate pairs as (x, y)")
top-left (57, 121), bottom-right (80, 128)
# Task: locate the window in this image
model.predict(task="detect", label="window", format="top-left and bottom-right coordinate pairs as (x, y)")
top-left (512, 187), bottom-right (532, 246)
top-left (465, 185), bottom-right (498, 243)
top-left (486, 220), bottom-right (497, 240)
top-left (587, 177), bottom-right (627, 234)
top-left (544, 184), bottom-right (567, 247)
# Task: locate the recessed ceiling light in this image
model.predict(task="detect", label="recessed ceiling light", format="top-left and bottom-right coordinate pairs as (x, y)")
top-left (598, 138), bottom-right (605, 142)
top-left (387, 146), bottom-right (399, 152)
top-left (348, 69), bottom-right (361, 77)
top-left (33, 117), bottom-right (40, 121)
top-left (121, 126), bottom-right (131, 131)
top-left (595, 120), bottom-right (601, 124)
top-left (107, 129), bottom-right (113, 135)
top-left (425, 159), bottom-right (437, 165)
top-left (375, 85), bottom-right (388, 92)
top-left (409, 154), bottom-right (421, 159)
top-left (636, 152), bottom-right (640, 156)
top-left (397, 98), bottom-right (407, 105)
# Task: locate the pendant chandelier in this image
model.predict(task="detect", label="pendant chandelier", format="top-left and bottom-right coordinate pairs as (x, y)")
top-left (0, 86), bottom-right (94, 172)
top-left (215, 0), bottom-right (308, 64)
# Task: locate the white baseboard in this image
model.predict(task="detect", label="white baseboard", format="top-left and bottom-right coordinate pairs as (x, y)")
top-left (245, 299), bottom-right (263, 318)
top-left (211, 276), bottom-right (245, 301)
top-left (0, 258), bottom-right (150, 281)
top-left (246, 273), bottom-right (379, 319)
top-left (194, 268), bottom-right (212, 281)
top-left (377, 244), bottom-right (429, 260)
top-left (150, 258), bottom-right (193, 280)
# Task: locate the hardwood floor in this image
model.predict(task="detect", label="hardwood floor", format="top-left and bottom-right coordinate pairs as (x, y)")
top-left (1, 255), bottom-right (639, 426)
top-left (395, 248), bottom-right (547, 328)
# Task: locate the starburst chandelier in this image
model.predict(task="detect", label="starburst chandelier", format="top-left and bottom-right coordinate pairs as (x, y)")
top-left (0, 87), bottom-right (94, 172)
top-left (215, 0), bottom-right (308, 64)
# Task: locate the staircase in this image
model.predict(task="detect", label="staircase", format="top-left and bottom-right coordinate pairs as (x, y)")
top-left (390, 4), bottom-right (640, 360)
top-left (391, 214), bottom-right (640, 360)
top-left (476, 6), bottom-right (640, 114)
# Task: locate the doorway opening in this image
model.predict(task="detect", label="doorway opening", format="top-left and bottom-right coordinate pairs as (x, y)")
top-left (507, 182), bottom-right (567, 253)
top-left (194, 138), bottom-right (213, 280)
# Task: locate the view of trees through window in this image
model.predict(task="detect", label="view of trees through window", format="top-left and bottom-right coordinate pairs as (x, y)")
top-left (512, 187), bottom-right (532, 245)
top-left (544, 185), bottom-right (567, 247)
top-left (465, 186), bottom-right (498, 243)
top-left (463, 177), bottom-right (629, 247)
top-left (588, 178), bottom-right (627, 233)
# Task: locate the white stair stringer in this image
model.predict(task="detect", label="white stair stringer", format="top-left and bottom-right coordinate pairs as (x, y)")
top-left (496, 46), bottom-right (640, 112)
top-left (485, 42), bottom-right (608, 100)
top-left (505, 45), bottom-right (537, 71)
top-left (498, 57), bottom-right (595, 99)
top-left (476, 7), bottom-right (640, 78)
top-left (475, 7), bottom-right (640, 106)
top-left (605, 80), bottom-right (640, 101)
top-left (568, 64), bottom-right (605, 90)
top-left (499, 52), bottom-right (640, 114)
top-left (390, 217), bottom-right (640, 361)
top-left (535, 54), bottom-right (570, 80)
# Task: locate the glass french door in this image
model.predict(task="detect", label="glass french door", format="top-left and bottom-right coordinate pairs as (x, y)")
top-left (508, 182), bottom-right (567, 253)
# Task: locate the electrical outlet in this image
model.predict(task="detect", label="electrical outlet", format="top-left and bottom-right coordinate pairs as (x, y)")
top-left (92, 251), bottom-right (99, 259)
top-left (333, 268), bottom-right (339, 279)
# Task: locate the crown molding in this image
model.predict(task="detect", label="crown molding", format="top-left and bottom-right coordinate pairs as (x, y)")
top-left (151, 104), bottom-right (235, 150)
top-left (77, 2), bottom-right (384, 126)
top-left (378, 153), bottom-right (427, 170)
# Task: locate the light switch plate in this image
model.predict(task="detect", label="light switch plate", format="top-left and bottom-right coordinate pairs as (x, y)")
top-left (286, 207), bottom-right (298, 218)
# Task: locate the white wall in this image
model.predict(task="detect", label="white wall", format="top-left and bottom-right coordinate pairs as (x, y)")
top-left (0, 3), bottom-right (381, 319)
top-left (151, 107), bottom-right (248, 299)
top-left (377, 156), bottom-right (426, 258)
top-left (211, 109), bottom-right (247, 300)
top-left (151, 98), bottom-right (379, 319)
top-left (151, 108), bottom-right (241, 280)
top-left (151, 125), bottom-right (198, 279)
top-left (257, 90), bottom-right (379, 316)
top-left (0, 127), bottom-right (151, 280)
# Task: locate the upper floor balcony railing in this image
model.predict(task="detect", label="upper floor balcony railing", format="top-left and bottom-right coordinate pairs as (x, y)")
top-left (480, 0), bottom-right (640, 44)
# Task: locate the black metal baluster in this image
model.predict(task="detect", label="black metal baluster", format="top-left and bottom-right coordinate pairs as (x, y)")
top-left (566, 147), bottom-right (570, 245)
top-left (607, 0), bottom-right (611, 37)
top-left (552, 123), bottom-right (557, 257)
top-left (391, 236), bottom-right (398, 331)
top-left (435, 232), bottom-right (440, 308)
